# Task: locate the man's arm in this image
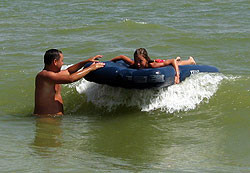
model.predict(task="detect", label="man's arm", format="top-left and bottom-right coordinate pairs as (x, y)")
top-left (67, 55), bottom-right (103, 74)
top-left (44, 62), bottom-right (105, 84)
top-left (111, 55), bottom-right (134, 66)
top-left (150, 59), bottom-right (180, 84)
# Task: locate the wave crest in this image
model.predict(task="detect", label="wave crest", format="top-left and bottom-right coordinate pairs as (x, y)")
top-left (70, 73), bottom-right (225, 113)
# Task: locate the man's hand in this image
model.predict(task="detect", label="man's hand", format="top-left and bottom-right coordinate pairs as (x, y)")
top-left (89, 62), bottom-right (105, 71)
top-left (88, 55), bottom-right (103, 62)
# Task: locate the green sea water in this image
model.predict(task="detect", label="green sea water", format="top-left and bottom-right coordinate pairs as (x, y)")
top-left (0, 0), bottom-right (249, 172)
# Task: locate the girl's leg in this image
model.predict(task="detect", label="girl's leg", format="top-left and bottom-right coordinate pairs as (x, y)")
top-left (177, 56), bottom-right (196, 65)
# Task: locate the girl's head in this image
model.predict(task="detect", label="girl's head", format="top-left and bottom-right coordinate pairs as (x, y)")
top-left (133, 48), bottom-right (153, 69)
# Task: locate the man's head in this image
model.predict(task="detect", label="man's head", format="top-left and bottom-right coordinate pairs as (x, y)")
top-left (44, 49), bottom-right (64, 71)
top-left (44, 49), bottom-right (62, 65)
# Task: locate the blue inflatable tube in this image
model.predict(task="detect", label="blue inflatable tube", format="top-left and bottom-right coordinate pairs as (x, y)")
top-left (84, 60), bottom-right (219, 89)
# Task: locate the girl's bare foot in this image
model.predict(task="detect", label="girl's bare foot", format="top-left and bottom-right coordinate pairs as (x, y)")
top-left (176, 56), bottom-right (181, 61)
top-left (189, 56), bottom-right (196, 65)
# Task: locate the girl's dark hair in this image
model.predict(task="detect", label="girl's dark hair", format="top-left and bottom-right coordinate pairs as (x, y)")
top-left (44, 49), bottom-right (62, 65)
top-left (133, 48), bottom-right (154, 63)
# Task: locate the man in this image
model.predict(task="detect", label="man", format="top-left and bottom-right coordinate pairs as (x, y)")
top-left (34, 49), bottom-right (105, 116)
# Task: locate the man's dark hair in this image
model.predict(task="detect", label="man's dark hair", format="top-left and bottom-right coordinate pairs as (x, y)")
top-left (44, 49), bottom-right (62, 65)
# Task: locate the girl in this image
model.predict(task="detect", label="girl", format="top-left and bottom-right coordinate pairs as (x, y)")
top-left (110, 48), bottom-right (196, 84)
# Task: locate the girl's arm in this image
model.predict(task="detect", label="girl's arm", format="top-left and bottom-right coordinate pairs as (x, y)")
top-left (149, 59), bottom-right (180, 84)
top-left (111, 55), bottom-right (134, 66)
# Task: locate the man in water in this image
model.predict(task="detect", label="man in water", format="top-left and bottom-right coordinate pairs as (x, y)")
top-left (34, 49), bottom-right (105, 116)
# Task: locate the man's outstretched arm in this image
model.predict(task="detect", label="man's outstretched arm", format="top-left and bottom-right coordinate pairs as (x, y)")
top-left (44, 62), bottom-right (105, 84)
top-left (67, 55), bottom-right (103, 74)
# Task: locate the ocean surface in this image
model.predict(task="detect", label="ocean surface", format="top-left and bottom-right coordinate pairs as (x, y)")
top-left (0, 0), bottom-right (249, 172)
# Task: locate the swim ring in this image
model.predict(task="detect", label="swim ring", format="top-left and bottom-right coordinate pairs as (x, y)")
top-left (84, 60), bottom-right (219, 89)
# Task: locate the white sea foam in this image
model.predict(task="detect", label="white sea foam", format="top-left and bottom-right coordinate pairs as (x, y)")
top-left (123, 18), bottom-right (147, 25)
top-left (69, 73), bottom-right (225, 113)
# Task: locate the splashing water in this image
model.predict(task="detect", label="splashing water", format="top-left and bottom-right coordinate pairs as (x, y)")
top-left (70, 73), bottom-right (225, 113)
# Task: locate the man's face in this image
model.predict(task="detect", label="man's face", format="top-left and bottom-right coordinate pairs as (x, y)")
top-left (55, 53), bottom-right (64, 70)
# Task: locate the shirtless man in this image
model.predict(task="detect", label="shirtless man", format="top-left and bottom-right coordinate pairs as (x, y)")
top-left (34, 49), bottom-right (105, 116)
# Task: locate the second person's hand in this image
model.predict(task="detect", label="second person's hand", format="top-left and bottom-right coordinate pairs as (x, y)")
top-left (89, 55), bottom-right (103, 62)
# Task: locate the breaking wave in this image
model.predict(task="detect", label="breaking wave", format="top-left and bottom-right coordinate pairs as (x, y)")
top-left (68, 73), bottom-right (226, 113)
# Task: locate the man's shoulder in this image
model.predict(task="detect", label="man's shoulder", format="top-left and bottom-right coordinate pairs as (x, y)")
top-left (36, 69), bottom-right (69, 81)
top-left (39, 69), bottom-right (60, 75)
top-left (36, 70), bottom-right (55, 79)
top-left (36, 70), bottom-right (57, 85)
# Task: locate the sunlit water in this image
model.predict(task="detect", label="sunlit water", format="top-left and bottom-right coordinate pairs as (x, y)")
top-left (0, 0), bottom-right (249, 172)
